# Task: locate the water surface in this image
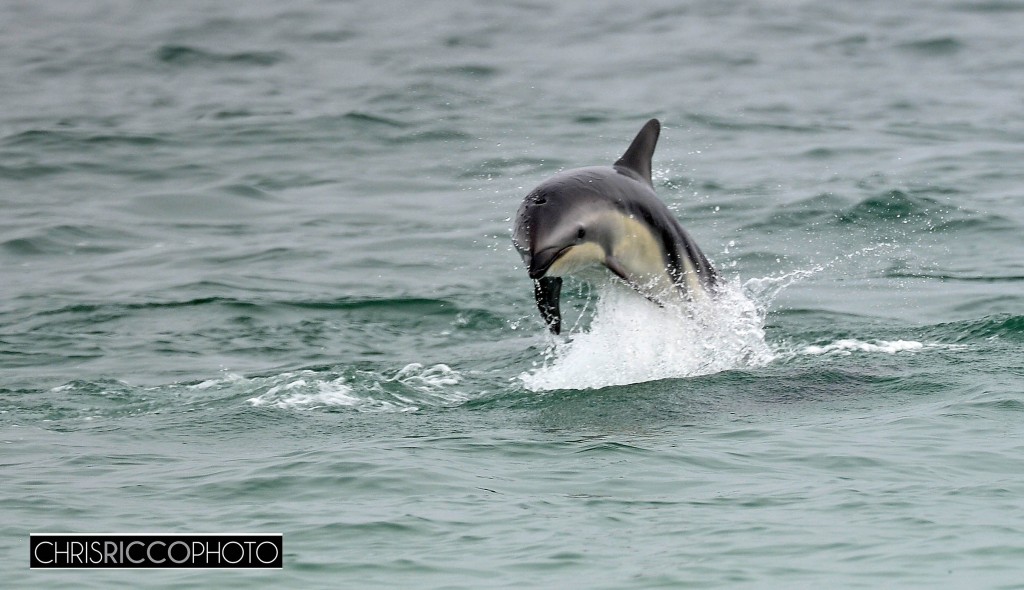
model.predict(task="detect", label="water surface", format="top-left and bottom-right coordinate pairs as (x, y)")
top-left (3, 1), bottom-right (1024, 588)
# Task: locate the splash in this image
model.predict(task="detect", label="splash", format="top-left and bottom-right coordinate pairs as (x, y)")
top-left (520, 278), bottom-right (776, 391)
top-left (516, 241), bottom-right (958, 391)
top-left (742, 242), bottom-right (897, 308)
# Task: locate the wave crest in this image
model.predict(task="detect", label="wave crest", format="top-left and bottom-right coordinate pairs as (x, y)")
top-left (244, 363), bottom-right (467, 412)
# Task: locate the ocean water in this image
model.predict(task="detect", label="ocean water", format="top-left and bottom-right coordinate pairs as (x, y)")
top-left (3, 0), bottom-right (1024, 587)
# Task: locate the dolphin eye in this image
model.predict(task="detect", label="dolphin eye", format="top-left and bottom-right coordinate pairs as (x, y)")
top-left (576, 227), bottom-right (586, 240)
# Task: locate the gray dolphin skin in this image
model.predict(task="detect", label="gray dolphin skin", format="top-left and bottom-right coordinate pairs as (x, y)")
top-left (512, 119), bottom-right (719, 334)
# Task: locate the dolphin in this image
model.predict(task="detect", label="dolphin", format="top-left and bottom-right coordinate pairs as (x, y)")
top-left (512, 118), bottom-right (719, 334)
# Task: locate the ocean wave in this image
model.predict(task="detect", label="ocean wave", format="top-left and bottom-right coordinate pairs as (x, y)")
top-left (897, 37), bottom-right (964, 56)
top-left (154, 45), bottom-right (287, 67)
top-left (921, 314), bottom-right (1024, 343)
top-left (0, 224), bottom-right (140, 257)
top-left (3, 129), bottom-right (169, 149)
top-left (837, 190), bottom-right (950, 224)
top-left (6, 363), bottom-right (474, 424)
top-left (241, 363), bottom-right (469, 412)
top-left (800, 339), bottom-right (937, 356)
top-left (743, 188), bottom-right (1006, 234)
top-left (2, 379), bottom-right (166, 424)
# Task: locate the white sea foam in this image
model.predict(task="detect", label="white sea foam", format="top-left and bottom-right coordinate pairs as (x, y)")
top-left (246, 373), bottom-right (379, 410)
top-left (391, 363), bottom-right (463, 390)
top-left (243, 364), bottom-right (466, 412)
top-left (799, 339), bottom-right (962, 356)
top-left (520, 278), bottom-right (776, 391)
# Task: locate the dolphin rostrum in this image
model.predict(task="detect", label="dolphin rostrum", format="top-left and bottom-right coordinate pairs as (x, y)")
top-left (512, 119), bottom-right (719, 334)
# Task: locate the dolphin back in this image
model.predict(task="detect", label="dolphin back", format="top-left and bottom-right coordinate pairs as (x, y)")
top-left (591, 167), bottom-right (720, 295)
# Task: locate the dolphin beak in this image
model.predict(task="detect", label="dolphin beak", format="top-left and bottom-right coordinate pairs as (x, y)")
top-left (528, 246), bottom-right (569, 279)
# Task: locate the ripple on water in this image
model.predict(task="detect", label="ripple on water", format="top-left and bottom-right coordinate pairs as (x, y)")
top-left (153, 44), bottom-right (288, 67)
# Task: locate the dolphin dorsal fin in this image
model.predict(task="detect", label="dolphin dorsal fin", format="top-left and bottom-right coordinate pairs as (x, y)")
top-left (614, 118), bottom-right (660, 187)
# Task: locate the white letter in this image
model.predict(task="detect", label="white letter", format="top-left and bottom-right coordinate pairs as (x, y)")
top-left (126, 541), bottom-right (145, 564)
top-left (104, 541), bottom-right (118, 564)
top-left (147, 541), bottom-right (166, 564)
top-left (53, 541), bottom-right (70, 564)
top-left (222, 541), bottom-right (244, 565)
top-left (167, 541), bottom-right (189, 564)
top-left (33, 541), bottom-right (53, 565)
top-left (70, 541), bottom-right (84, 564)
top-left (255, 541), bottom-right (279, 565)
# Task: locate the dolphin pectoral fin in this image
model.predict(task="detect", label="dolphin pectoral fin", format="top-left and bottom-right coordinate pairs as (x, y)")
top-left (534, 276), bottom-right (563, 335)
top-left (604, 256), bottom-right (665, 307)
top-left (603, 255), bottom-right (633, 285)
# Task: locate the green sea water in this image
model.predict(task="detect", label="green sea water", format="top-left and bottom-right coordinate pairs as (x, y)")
top-left (3, 1), bottom-right (1024, 588)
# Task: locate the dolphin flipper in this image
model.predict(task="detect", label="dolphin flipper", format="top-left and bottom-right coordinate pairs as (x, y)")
top-left (534, 276), bottom-right (563, 334)
top-left (605, 255), bottom-right (667, 307)
top-left (604, 255), bottom-right (649, 295)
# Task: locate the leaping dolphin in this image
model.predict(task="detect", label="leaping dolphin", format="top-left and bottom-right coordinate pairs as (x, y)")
top-left (512, 119), bottom-right (719, 334)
